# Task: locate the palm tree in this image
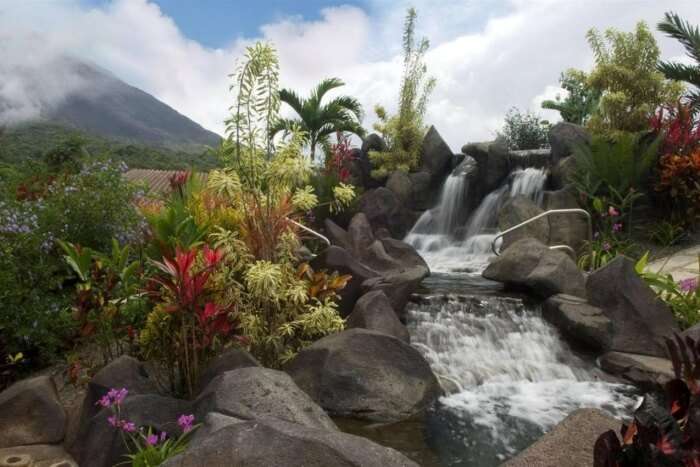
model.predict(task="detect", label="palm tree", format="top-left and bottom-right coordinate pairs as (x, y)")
top-left (271, 78), bottom-right (365, 162)
top-left (658, 12), bottom-right (700, 112)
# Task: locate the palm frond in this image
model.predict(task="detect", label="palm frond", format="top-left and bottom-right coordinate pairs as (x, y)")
top-left (309, 78), bottom-right (345, 109)
top-left (658, 12), bottom-right (700, 64)
top-left (325, 96), bottom-right (364, 120)
top-left (278, 88), bottom-right (306, 116)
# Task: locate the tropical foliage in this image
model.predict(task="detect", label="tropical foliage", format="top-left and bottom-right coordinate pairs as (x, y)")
top-left (369, 7), bottom-right (436, 179)
top-left (271, 78), bottom-right (365, 162)
top-left (541, 69), bottom-right (600, 125)
top-left (658, 12), bottom-right (700, 113)
top-left (498, 107), bottom-right (551, 150)
top-left (585, 22), bottom-right (683, 134)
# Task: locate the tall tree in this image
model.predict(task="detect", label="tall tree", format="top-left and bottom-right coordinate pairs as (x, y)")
top-left (270, 78), bottom-right (364, 162)
top-left (541, 69), bottom-right (600, 125)
top-left (658, 11), bottom-right (700, 112)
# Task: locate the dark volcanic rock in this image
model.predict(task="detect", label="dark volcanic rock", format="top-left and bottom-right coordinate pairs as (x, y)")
top-left (586, 256), bottom-right (679, 357)
top-left (161, 418), bottom-right (419, 467)
top-left (0, 376), bottom-right (66, 448)
top-left (346, 290), bottom-right (410, 342)
top-left (543, 294), bottom-right (612, 352)
top-left (599, 352), bottom-right (674, 391)
top-left (483, 238), bottom-right (586, 298)
top-left (420, 126), bottom-right (454, 185)
top-left (498, 195), bottom-right (550, 250)
top-left (548, 122), bottom-right (590, 162)
top-left (357, 187), bottom-right (417, 239)
top-left (462, 140), bottom-right (510, 195)
top-left (196, 348), bottom-right (260, 395)
top-left (542, 188), bottom-right (589, 254)
top-left (285, 329), bottom-right (439, 422)
top-left (195, 367), bottom-right (336, 431)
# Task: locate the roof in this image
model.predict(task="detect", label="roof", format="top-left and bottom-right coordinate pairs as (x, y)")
top-left (124, 169), bottom-right (208, 195)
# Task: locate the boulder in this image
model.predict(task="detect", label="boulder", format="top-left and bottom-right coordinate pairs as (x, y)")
top-left (682, 323), bottom-right (700, 343)
top-left (483, 238), bottom-right (586, 299)
top-left (71, 355), bottom-right (158, 460)
top-left (386, 170), bottom-right (412, 204)
top-left (80, 394), bottom-right (191, 467)
top-left (0, 445), bottom-right (76, 467)
top-left (196, 348), bottom-right (260, 395)
top-left (548, 122), bottom-right (590, 162)
top-left (188, 412), bottom-right (245, 446)
top-left (285, 329), bottom-right (440, 422)
top-left (598, 352), bottom-right (674, 391)
top-left (361, 133), bottom-right (387, 154)
top-left (420, 126), bottom-right (454, 185)
top-left (543, 294), bottom-right (612, 352)
top-left (324, 218), bottom-right (351, 250)
top-left (347, 212), bottom-right (378, 254)
top-left (502, 409), bottom-right (620, 467)
top-left (498, 195), bottom-right (550, 250)
top-left (357, 187), bottom-right (417, 239)
top-left (462, 140), bottom-right (510, 194)
top-left (542, 188), bottom-right (589, 254)
top-left (195, 367), bottom-right (337, 431)
top-left (586, 256), bottom-right (679, 357)
top-left (161, 418), bottom-right (419, 467)
top-left (0, 376), bottom-right (66, 448)
top-left (311, 246), bottom-right (378, 317)
top-left (407, 171), bottom-right (434, 211)
top-left (550, 155), bottom-right (578, 189)
top-left (362, 267), bottom-right (428, 319)
top-left (508, 148), bottom-right (552, 169)
top-left (346, 290), bottom-right (410, 342)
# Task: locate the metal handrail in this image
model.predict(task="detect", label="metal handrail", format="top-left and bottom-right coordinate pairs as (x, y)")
top-left (491, 208), bottom-right (592, 258)
top-left (287, 218), bottom-right (331, 247)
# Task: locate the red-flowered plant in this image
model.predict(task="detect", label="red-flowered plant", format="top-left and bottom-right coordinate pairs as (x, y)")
top-left (148, 245), bottom-right (238, 397)
top-left (325, 131), bottom-right (356, 183)
top-left (594, 335), bottom-right (700, 467)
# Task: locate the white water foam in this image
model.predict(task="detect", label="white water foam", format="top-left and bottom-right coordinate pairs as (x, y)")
top-left (407, 297), bottom-right (637, 456)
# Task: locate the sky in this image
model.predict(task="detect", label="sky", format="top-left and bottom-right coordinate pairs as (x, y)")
top-left (1, 0), bottom-right (700, 151)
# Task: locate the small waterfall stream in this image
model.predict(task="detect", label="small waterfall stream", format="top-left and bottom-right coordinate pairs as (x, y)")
top-left (400, 167), bottom-right (637, 466)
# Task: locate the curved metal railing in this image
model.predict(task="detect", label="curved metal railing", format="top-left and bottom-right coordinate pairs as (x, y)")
top-left (287, 218), bottom-right (331, 247)
top-left (490, 208), bottom-right (592, 258)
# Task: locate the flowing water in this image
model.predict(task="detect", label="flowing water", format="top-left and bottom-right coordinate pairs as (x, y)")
top-left (398, 167), bottom-right (637, 466)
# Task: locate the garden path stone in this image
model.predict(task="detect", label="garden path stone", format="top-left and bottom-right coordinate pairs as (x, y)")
top-left (285, 328), bottom-right (440, 422)
top-left (502, 409), bottom-right (619, 467)
top-left (194, 367), bottom-right (337, 431)
top-left (161, 418), bottom-right (419, 467)
top-left (0, 376), bottom-right (66, 448)
top-left (647, 244), bottom-right (700, 282)
top-left (586, 256), bottom-right (679, 357)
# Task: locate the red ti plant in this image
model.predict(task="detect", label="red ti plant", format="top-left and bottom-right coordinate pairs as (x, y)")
top-left (594, 335), bottom-right (700, 467)
top-left (651, 103), bottom-right (700, 156)
top-left (325, 131), bottom-right (356, 183)
top-left (150, 245), bottom-right (237, 398)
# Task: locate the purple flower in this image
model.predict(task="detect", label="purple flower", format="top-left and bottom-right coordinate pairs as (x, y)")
top-left (106, 388), bottom-right (128, 405)
top-left (159, 431), bottom-right (167, 442)
top-left (602, 242), bottom-right (612, 252)
top-left (608, 206), bottom-right (620, 217)
top-left (177, 414), bottom-right (195, 433)
top-left (679, 277), bottom-right (698, 293)
top-left (146, 433), bottom-right (159, 446)
top-left (612, 223), bottom-right (623, 233)
top-left (107, 415), bottom-right (119, 427)
top-left (97, 395), bottom-right (112, 407)
top-left (121, 421), bottom-right (137, 433)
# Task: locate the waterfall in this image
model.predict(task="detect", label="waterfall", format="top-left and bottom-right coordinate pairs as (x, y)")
top-left (407, 296), bottom-right (637, 465)
top-left (405, 167), bottom-right (548, 274)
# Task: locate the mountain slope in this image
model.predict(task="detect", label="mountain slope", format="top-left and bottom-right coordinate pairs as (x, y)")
top-left (1, 57), bottom-right (221, 151)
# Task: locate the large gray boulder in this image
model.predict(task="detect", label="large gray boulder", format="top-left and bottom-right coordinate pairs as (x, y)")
top-left (195, 367), bottom-right (337, 431)
top-left (462, 140), bottom-right (510, 194)
top-left (161, 418), bottom-right (419, 467)
top-left (311, 246), bottom-right (378, 317)
top-left (362, 267), bottom-right (428, 319)
top-left (71, 355), bottom-right (158, 460)
top-left (543, 294), bottom-right (612, 352)
top-left (548, 122), bottom-right (590, 162)
top-left (357, 187), bottom-right (417, 239)
top-left (346, 290), bottom-right (410, 342)
top-left (598, 352), bottom-right (674, 391)
top-left (324, 218), bottom-right (351, 250)
top-left (0, 376), bottom-right (66, 448)
top-left (386, 170), bottom-right (412, 204)
top-left (285, 329), bottom-right (440, 422)
top-left (542, 188), bottom-right (588, 254)
top-left (420, 126), bottom-right (454, 185)
top-left (407, 170), bottom-right (434, 211)
top-left (503, 409), bottom-right (620, 467)
top-left (586, 256), bottom-right (679, 357)
top-left (498, 195), bottom-right (550, 250)
top-left (550, 155), bottom-right (578, 189)
top-left (483, 238), bottom-right (586, 298)
top-left (80, 394), bottom-right (191, 467)
top-left (196, 348), bottom-right (260, 395)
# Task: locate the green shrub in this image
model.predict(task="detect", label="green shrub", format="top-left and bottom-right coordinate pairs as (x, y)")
top-left (541, 69), bottom-right (600, 125)
top-left (498, 107), bottom-right (551, 150)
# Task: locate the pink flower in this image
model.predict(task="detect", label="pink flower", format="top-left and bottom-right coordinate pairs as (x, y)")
top-left (121, 421), bottom-right (137, 433)
top-left (679, 277), bottom-right (698, 293)
top-left (97, 395), bottom-right (112, 408)
top-left (602, 242), bottom-right (612, 252)
top-left (106, 388), bottom-right (128, 406)
top-left (146, 433), bottom-right (159, 446)
top-left (177, 414), bottom-right (195, 433)
top-left (612, 223), bottom-right (623, 233)
top-left (159, 431), bottom-right (167, 442)
top-left (107, 416), bottom-right (119, 427)
top-left (608, 206), bottom-right (620, 217)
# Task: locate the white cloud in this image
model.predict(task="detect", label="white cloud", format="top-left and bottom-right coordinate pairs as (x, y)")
top-left (1, 0), bottom-right (700, 151)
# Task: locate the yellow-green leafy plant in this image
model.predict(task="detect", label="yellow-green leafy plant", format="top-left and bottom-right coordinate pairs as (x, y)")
top-left (369, 7), bottom-right (436, 179)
